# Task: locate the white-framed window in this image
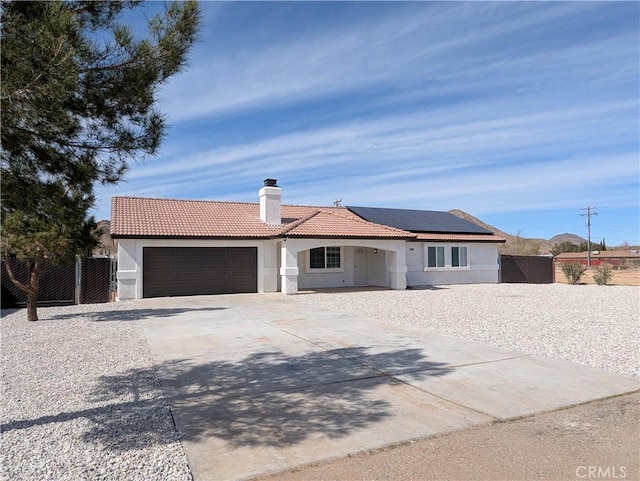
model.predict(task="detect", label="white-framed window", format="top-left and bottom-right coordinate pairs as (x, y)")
top-left (425, 245), bottom-right (469, 270)
top-left (427, 246), bottom-right (445, 268)
top-left (451, 246), bottom-right (468, 267)
top-left (308, 246), bottom-right (342, 271)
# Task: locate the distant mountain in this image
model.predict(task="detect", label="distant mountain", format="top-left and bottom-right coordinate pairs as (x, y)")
top-left (549, 233), bottom-right (587, 245)
top-left (448, 210), bottom-right (585, 255)
top-left (447, 209), bottom-right (511, 239)
top-left (93, 220), bottom-right (114, 256)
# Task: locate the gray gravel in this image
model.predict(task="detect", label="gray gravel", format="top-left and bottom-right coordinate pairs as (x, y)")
top-left (1, 302), bottom-right (191, 481)
top-left (291, 283), bottom-right (640, 378)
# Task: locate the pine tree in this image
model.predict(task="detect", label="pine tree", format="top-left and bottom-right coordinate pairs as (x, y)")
top-left (1, 1), bottom-right (201, 320)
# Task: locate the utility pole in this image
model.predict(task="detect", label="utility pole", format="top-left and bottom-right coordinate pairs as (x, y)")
top-left (580, 206), bottom-right (598, 267)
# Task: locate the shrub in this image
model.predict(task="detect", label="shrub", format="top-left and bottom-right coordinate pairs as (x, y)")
top-left (560, 262), bottom-right (587, 285)
top-left (593, 264), bottom-right (613, 286)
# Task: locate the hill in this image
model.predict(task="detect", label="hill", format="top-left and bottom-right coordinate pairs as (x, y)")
top-left (93, 220), bottom-right (114, 256)
top-left (447, 209), bottom-right (511, 239)
top-left (549, 233), bottom-right (587, 245)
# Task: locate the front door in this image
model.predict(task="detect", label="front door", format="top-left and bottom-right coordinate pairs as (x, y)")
top-left (354, 248), bottom-right (368, 286)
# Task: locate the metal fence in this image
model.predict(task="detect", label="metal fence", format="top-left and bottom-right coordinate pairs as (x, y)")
top-left (1, 257), bottom-right (114, 308)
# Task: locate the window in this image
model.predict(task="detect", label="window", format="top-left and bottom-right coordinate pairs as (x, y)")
top-left (309, 246), bottom-right (341, 270)
top-left (427, 246), bottom-right (445, 268)
top-left (426, 245), bottom-right (468, 269)
top-left (451, 246), bottom-right (468, 267)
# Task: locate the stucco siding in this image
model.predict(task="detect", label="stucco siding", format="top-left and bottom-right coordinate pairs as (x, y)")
top-left (115, 236), bottom-right (497, 300)
top-left (406, 242), bottom-right (500, 286)
top-left (297, 246), bottom-right (355, 289)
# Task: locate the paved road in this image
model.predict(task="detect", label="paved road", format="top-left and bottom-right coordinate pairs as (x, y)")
top-left (134, 294), bottom-right (639, 481)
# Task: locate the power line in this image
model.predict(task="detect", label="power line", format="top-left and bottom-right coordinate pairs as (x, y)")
top-left (580, 206), bottom-right (598, 267)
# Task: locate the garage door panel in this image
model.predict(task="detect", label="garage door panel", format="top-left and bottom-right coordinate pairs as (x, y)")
top-left (230, 258), bottom-right (254, 267)
top-left (202, 271), bottom-right (231, 281)
top-left (203, 259), bottom-right (231, 269)
top-left (175, 258), bottom-right (203, 269)
top-left (143, 247), bottom-right (257, 298)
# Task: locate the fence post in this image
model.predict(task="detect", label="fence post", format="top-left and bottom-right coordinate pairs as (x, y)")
top-left (75, 256), bottom-right (82, 305)
top-left (110, 256), bottom-right (117, 301)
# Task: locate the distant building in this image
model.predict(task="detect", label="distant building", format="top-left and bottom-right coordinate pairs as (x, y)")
top-left (554, 249), bottom-right (640, 285)
top-left (554, 249), bottom-right (640, 268)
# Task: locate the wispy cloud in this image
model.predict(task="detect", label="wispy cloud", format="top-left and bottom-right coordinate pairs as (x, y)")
top-left (95, 2), bottom-right (638, 241)
top-left (158, 2), bottom-right (630, 123)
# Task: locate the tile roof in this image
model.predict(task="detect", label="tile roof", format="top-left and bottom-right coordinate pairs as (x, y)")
top-left (111, 197), bottom-right (276, 238)
top-left (110, 197), bottom-right (414, 239)
top-left (282, 210), bottom-right (415, 238)
top-left (110, 196), bottom-right (506, 243)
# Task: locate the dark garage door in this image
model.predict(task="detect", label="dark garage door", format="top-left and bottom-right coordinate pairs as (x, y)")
top-left (143, 247), bottom-right (257, 298)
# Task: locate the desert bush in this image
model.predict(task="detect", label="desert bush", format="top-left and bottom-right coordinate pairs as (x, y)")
top-left (593, 264), bottom-right (613, 285)
top-left (561, 263), bottom-right (587, 285)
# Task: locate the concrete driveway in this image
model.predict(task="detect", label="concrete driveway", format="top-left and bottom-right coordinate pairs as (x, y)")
top-left (134, 294), bottom-right (638, 481)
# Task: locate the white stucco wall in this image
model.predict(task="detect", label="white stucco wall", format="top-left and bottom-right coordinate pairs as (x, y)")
top-left (297, 246), bottom-right (354, 289)
top-left (294, 246), bottom-right (388, 289)
top-left (115, 237), bottom-right (498, 300)
top-left (115, 238), bottom-right (273, 300)
top-left (281, 238), bottom-right (407, 293)
top-left (406, 242), bottom-right (500, 286)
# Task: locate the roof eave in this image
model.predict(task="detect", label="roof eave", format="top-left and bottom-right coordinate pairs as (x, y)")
top-left (410, 237), bottom-right (506, 243)
top-left (110, 234), bottom-right (273, 240)
top-left (281, 234), bottom-right (416, 240)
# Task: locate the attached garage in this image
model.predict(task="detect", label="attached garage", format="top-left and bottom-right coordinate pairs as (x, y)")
top-left (143, 247), bottom-right (257, 298)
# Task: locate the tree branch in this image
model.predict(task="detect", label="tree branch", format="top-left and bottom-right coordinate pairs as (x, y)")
top-left (80, 58), bottom-right (139, 73)
top-left (3, 257), bottom-right (35, 295)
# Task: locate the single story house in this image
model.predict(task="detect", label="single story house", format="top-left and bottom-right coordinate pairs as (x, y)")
top-left (110, 179), bottom-right (505, 299)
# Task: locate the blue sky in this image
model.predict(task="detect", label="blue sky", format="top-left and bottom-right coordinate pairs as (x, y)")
top-left (94, 1), bottom-right (639, 245)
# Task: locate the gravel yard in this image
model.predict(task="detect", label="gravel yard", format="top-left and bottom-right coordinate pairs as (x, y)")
top-left (1, 283), bottom-right (637, 481)
top-left (0, 303), bottom-right (191, 481)
top-left (292, 283), bottom-right (640, 378)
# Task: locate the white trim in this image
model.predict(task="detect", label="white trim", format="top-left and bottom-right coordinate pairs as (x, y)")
top-left (423, 244), bottom-right (471, 271)
top-left (305, 246), bottom-right (345, 274)
top-left (116, 238), bottom-right (266, 300)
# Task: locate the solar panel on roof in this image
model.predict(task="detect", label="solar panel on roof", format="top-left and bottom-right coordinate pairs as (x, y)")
top-left (347, 206), bottom-right (492, 234)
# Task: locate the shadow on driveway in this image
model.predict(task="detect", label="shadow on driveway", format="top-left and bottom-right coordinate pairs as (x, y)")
top-left (139, 347), bottom-right (453, 448)
top-left (46, 307), bottom-right (228, 322)
top-left (3, 346), bottom-right (452, 453)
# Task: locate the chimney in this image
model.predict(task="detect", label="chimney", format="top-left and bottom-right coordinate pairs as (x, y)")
top-left (259, 178), bottom-right (282, 224)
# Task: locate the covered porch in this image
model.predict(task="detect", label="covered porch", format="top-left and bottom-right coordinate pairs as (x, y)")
top-left (278, 238), bottom-right (408, 294)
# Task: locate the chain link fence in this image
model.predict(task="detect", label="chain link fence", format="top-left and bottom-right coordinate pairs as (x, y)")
top-left (1, 257), bottom-right (115, 308)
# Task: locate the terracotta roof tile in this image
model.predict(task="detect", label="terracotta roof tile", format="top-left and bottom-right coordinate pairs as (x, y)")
top-left (283, 210), bottom-right (415, 238)
top-left (111, 197), bottom-right (280, 238)
top-left (110, 197), bottom-right (415, 239)
top-left (111, 196), bottom-right (506, 242)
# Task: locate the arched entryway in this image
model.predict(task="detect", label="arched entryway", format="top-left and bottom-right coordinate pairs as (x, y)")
top-left (279, 238), bottom-right (407, 294)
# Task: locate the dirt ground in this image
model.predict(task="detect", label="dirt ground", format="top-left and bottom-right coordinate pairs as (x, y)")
top-left (257, 391), bottom-right (639, 481)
